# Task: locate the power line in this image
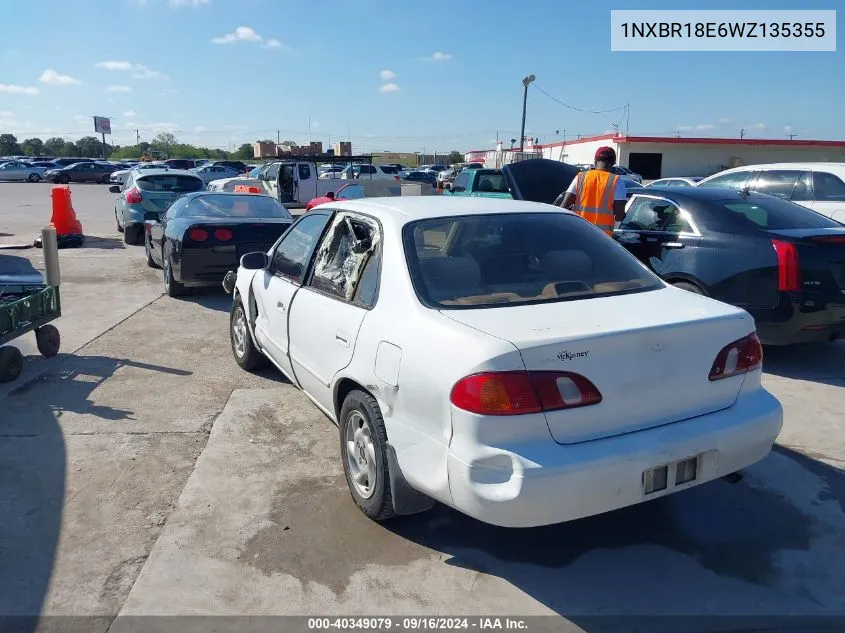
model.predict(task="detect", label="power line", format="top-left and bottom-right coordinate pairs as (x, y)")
top-left (531, 84), bottom-right (627, 114)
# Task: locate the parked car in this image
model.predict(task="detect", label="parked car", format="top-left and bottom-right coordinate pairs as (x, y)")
top-left (111, 163), bottom-right (170, 185)
top-left (28, 161), bottom-right (61, 170)
top-left (339, 164), bottom-right (399, 180)
top-left (191, 164), bottom-right (242, 185)
top-left (419, 164), bottom-right (447, 174)
top-left (110, 169), bottom-right (205, 245)
top-left (648, 177), bottom-right (704, 187)
top-left (614, 187), bottom-right (845, 345)
top-left (0, 160), bottom-right (46, 182)
top-left (49, 157), bottom-right (94, 167)
top-left (164, 159), bottom-right (201, 170)
top-left (611, 166), bottom-right (643, 183)
top-left (145, 191), bottom-right (293, 296)
top-left (208, 160), bottom-right (248, 173)
top-left (402, 170), bottom-right (437, 188)
top-left (319, 165), bottom-right (346, 179)
top-left (43, 162), bottom-right (117, 184)
top-left (443, 168), bottom-right (512, 198)
top-left (223, 196), bottom-right (782, 527)
top-left (305, 180), bottom-right (437, 211)
top-left (695, 163), bottom-right (845, 224)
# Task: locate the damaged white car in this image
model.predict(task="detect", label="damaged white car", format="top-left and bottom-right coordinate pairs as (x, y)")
top-left (223, 197), bottom-right (783, 528)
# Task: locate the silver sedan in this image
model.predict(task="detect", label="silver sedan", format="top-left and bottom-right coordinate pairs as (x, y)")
top-left (110, 163), bottom-right (169, 185)
top-left (0, 161), bottom-right (46, 182)
top-left (190, 164), bottom-right (241, 185)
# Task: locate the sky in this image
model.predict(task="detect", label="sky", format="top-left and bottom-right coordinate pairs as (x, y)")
top-left (0, 0), bottom-right (842, 154)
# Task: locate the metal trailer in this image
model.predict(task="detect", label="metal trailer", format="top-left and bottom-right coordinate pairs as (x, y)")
top-left (0, 228), bottom-right (62, 383)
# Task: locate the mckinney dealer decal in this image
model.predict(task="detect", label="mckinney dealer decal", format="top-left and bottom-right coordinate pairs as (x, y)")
top-left (557, 350), bottom-right (589, 361)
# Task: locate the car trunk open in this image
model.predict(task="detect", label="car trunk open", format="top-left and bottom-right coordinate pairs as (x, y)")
top-left (441, 288), bottom-right (756, 444)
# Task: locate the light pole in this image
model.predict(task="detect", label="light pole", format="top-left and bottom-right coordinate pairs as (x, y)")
top-left (519, 74), bottom-right (535, 153)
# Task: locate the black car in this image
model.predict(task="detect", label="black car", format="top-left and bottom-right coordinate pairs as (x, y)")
top-left (51, 157), bottom-right (94, 167)
top-left (402, 170), bottom-right (437, 187)
top-left (44, 161), bottom-right (118, 184)
top-left (614, 187), bottom-right (845, 345)
top-left (164, 158), bottom-right (200, 170)
top-left (145, 191), bottom-right (294, 297)
top-left (210, 160), bottom-right (248, 173)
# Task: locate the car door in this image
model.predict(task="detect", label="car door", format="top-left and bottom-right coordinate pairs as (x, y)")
top-left (252, 212), bottom-right (333, 380)
top-left (808, 171), bottom-right (845, 224)
top-left (0, 162), bottom-right (21, 181)
top-left (149, 197), bottom-right (185, 262)
top-left (697, 170), bottom-right (754, 191)
top-left (614, 194), bottom-right (701, 277)
top-left (286, 212), bottom-right (382, 413)
top-left (747, 169), bottom-right (803, 202)
top-left (73, 163), bottom-right (93, 182)
top-left (263, 162), bottom-right (280, 199)
top-left (296, 163), bottom-right (316, 203)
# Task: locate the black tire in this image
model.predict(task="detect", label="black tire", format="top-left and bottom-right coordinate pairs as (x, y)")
top-left (672, 281), bottom-right (706, 295)
top-left (35, 324), bottom-right (61, 357)
top-left (59, 175), bottom-right (70, 184)
top-left (115, 210), bottom-right (124, 233)
top-left (229, 300), bottom-right (268, 371)
top-left (145, 237), bottom-right (160, 268)
top-left (163, 254), bottom-right (185, 297)
top-left (124, 224), bottom-right (143, 245)
top-left (0, 346), bottom-right (24, 383)
top-left (100, 174), bottom-right (111, 184)
top-left (339, 390), bottom-right (396, 521)
top-left (28, 173), bottom-right (41, 183)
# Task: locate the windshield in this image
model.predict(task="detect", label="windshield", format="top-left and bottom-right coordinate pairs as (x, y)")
top-left (189, 194), bottom-right (292, 218)
top-left (247, 166), bottom-right (264, 178)
top-left (404, 212), bottom-right (662, 308)
top-left (136, 174), bottom-right (205, 193)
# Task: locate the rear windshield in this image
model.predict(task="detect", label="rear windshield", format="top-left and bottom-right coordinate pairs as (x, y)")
top-left (475, 171), bottom-right (510, 193)
top-left (404, 212), bottom-right (662, 308)
top-left (188, 194), bottom-right (292, 219)
top-left (716, 196), bottom-right (842, 230)
top-left (136, 175), bottom-right (204, 193)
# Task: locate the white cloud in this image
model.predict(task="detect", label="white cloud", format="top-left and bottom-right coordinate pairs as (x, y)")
top-left (784, 124), bottom-right (794, 134)
top-left (96, 60), bottom-right (133, 70)
top-left (379, 83), bottom-right (400, 93)
top-left (423, 52), bottom-right (452, 61)
top-left (0, 110), bottom-right (13, 118)
top-left (168, 0), bottom-right (210, 5)
top-left (717, 117), bottom-right (731, 124)
top-left (380, 69), bottom-right (396, 80)
top-left (107, 85), bottom-right (133, 92)
top-left (695, 124), bottom-right (715, 131)
top-left (311, 120), bottom-right (320, 129)
top-left (212, 26), bottom-right (262, 44)
top-left (193, 126), bottom-right (206, 133)
top-left (748, 122), bottom-right (767, 130)
top-left (39, 69), bottom-right (81, 85)
top-left (135, 122), bottom-right (180, 132)
top-left (124, 110), bottom-right (138, 118)
top-left (262, 39), bottom-right (284, 49)
top-left (0, 84), bottom-right (39, 95)
top-left (73, 114), bottom-right (90, 123)
top-left (676, 125), bottom-right (693, 132)
top-left (132, 65), bottom-right (167, 79)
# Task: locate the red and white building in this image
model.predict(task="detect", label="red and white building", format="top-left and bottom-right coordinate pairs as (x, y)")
top-left (466, 134), bottom-right (845, 179)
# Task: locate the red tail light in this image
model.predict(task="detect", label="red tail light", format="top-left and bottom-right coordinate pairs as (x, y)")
top-left (811, 235), bottom-right (845, 244)
top-left (709, 332), bottom-right (763, 381)
top-left (214, 228), bottom-right (233, 241)
top-left (771, 240), bottom-right (800, 292)
top-left (188, 228), bottom-right (208, 242)
top-left (125, 187), bottom-right (142, 204)
top-left (450, 371), bottom-right (602, 416)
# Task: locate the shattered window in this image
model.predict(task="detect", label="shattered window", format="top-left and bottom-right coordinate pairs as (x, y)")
top-left (310, 213), bottom-right (380, 305)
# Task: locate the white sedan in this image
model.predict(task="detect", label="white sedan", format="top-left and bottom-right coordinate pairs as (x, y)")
top-left (110, 163), bottom-right (168, 185)
top-left (224, 197), bottom-right (783, 528)
top-left (0, 160), bottom-right (46, 182)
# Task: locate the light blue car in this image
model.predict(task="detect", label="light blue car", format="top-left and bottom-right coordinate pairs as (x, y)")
top-left (110, 169), bottom-right (204, 245)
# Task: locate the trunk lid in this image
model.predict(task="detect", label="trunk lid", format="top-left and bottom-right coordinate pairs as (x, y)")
top-left (767, 228), bottom-right (845, 301)
top-left (184, 217), bottom-right (292, 256)
top-left (441, 287), bottom-right (756, 444)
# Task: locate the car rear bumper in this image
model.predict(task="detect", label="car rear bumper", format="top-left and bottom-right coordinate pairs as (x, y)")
top-left (180, 244), bottom-right (274, 284)
top-left (753, 297), bottom-right (845, 345)
top-left (446, 388), bottom-right (782, 528)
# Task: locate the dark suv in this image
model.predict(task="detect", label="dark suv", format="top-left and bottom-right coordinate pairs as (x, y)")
top-left (164, 159), bottom-right (198, 170)
top-left (210, 160), bottom-right (247, 173)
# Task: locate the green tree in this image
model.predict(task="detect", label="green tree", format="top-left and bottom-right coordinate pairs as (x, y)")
top-left (20, 137), bottom-right (45, 156)
top-left (44, 137), bottom-right (67, 156)
top-left (152, 132), bottom-right (178, 156)
top-left (64, 142), bottom-right (78, 157)
top-left (235, 143), bottom-right (254, 160)
top-left (75, 136), bottom-right (104, 157)
top-left (0, 134), bottom-right (21, 156)
top-left (447, 150), bottom-right (463, 164)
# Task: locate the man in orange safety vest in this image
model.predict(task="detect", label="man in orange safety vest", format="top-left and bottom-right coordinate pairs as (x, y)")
top-left (558, 146), bottom-right (628, 236)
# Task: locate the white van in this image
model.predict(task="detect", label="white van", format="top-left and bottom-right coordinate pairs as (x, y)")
top-left (696, 163), bottom-right (845, 224)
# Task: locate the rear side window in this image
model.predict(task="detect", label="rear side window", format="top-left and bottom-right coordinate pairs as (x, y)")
top-left (718, 196), bottom-right (842, 230)
top-left (298, 164), bottom-right (311, 179)
top-left (338, 184), bottom-right (365, 200)
top-left (186, 194), bottom-right (292, 218)
top-left (620, 197), bottom-right (694, 233)
top-left (309, 214), bottom-right (380, 306)
top-left (404, 212), bottom-right (662, 308)
top-left (475, 171), bottom-right (510, 193)
top-left (751, 170), bottom-right (802, 199)
top-left (812, 171), bottom-right (845, 202)
top-left (451, 172), bottom-right (470, 193)
top-left (698, 171), bottom-right (751, 190)
top-left (136, 175), bottom-right (204, 192)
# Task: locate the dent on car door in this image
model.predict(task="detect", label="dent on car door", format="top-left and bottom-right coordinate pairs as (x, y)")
top-left (252, 212), bottom-right (333, 379)
top-left (287, 212), bottom-right (381, 413)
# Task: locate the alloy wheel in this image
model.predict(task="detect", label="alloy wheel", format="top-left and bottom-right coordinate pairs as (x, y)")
top-left (345, 410), bottom-right (377, 499)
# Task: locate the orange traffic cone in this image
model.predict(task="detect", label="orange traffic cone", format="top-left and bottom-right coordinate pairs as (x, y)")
top-left (46, 185), bottom-right (84, 248)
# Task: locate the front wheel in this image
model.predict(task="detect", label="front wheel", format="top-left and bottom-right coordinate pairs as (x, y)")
top-left (124, 224), bottom-right (143, 245)
top-left (672, 281), bottom-right (706, 295)
top-left (35, 324), bottom-right (60, 357)
top-left (340, 390), bottom-right (396, 521)
top-left (28, 173), bottom-right (42, 183)
top-left (0, 346), bottom-right (24, 383)
top-left (229, 300), bottom-right (267, 370)
top-left (145, 237), bottom-right (160, 268)
top-left (100, 174), bottom-right (111, 184)
top-left (58, 175), bottom-right (70, 184)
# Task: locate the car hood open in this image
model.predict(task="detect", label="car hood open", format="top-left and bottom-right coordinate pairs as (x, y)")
top-left (501, 158), bottom-right (580, 204)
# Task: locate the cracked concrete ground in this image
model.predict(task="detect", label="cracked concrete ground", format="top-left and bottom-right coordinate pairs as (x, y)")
top-left (2, 184), bottom-right (845, 633)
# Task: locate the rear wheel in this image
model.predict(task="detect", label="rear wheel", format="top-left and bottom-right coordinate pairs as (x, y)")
top-left (145, 236), bottom-right (160, 268)
top-left (672, 281), bottom-right (706, 295)
top-left (28, 173), bottom-right (41, 183)
top-left (58, 175), bottom-right (70, 184)
top-left (100, 174), bottom-right (111, 184)
top-left (35, 324), bottom-right (60, 357)
top-left (0, 346), bottom-right (24, 383)
top-left (230, 300), bottom-right (267, 370)
top-left (163, 254), bottom-right (185, 297)
top-left (340, 390), bottom-right (396, 521)
top-left (124, 224), bottom-right (143, 245)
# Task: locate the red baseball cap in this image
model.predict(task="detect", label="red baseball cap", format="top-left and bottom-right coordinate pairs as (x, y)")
top-left (595, 146), bottom-right (616, 162)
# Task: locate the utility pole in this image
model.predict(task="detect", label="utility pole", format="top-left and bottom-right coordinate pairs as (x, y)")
top-left (625, 104), bottom-right (630, 136)
top-left (740, 128), bottom-right (745, 139)
top-left (789, 134), bottom-right (797, 141)
top-left (519, 74), bottom-right (535, 153)
top-left (135, 129), bottom-right (140, 146)
top-left (277, 129), bottom-right (280, 145)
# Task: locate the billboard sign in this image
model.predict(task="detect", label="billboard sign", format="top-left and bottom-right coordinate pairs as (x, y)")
top-left (93, 116), bottom-right (111, 135)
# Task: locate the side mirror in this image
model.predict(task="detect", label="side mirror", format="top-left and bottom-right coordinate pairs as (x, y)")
top-left (108, 185), bottom-right (120, 194)
top-left (143, 212), bottom-right (158, 222)
top-left (241, 251), bottom-right (269, 270)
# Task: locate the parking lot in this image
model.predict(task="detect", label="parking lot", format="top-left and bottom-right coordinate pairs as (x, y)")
top-left (2, 182), bottom-right (845, 630)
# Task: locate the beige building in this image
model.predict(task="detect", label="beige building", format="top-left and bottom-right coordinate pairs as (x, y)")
top-left (333, 141), bottom-right (352, 156)
top-left (253, 141), bottom-right (278, 159)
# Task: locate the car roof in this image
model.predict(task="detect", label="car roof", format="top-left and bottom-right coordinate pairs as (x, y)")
top-left (179, 190), bottom-right (277, 201)
top-left (134, 168), bottom-right (198, 177)
top-left (709, 162), bottom-right (845, 174)
top-left (630, 186), bottom-right (785, 203)
top-left (318, 196), bottom-right (571, 223)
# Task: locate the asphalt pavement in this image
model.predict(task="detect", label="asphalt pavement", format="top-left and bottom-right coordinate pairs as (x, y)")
top-left (0, 182), bottom-right (844, 631)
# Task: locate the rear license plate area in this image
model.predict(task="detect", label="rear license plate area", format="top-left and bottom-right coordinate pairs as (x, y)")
top-left (643, 454), bottom-right (700, 495)
top-left (237, 243), bottom-right (270, 257)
